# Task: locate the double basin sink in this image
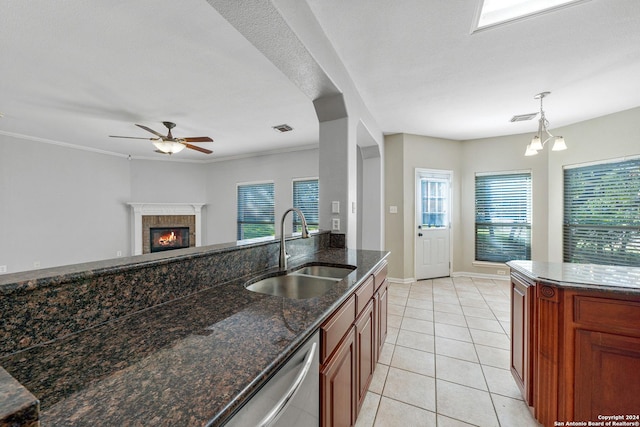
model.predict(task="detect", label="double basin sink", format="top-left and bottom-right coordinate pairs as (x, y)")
top-left (245, 264), bottom-right (356, 299)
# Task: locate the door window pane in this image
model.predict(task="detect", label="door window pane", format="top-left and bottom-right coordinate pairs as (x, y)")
top-left (420, 178), bottom-right (448, 228)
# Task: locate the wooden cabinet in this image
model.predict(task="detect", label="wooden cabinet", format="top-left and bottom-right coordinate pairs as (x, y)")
top-left (321, 328), bottom-right (356, 427)
top-left (375, 279), bottom-right (388, 361)
top-left (355, 300), bottom-right (375, 411)
top-left (509, 272), bottom-right (535, 407)
top-left (320, 261), bottom-right (387, 427)
top-left (510, 269), bottom-right (640, 426)
top-left (571, 294), bottom-right (640, 421)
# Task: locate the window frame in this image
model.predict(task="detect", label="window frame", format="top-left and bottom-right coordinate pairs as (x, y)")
top-left (475, 170), bottom-right (532, 263)
top-left (236, 181), bottom-right (275, 241)
top-left (292, 177), bottom-right (319, 233)
top-left (563, 156), bottom-right (640, 266)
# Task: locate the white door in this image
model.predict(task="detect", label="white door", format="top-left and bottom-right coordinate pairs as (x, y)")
top-left (415, 170), bottom-right (451, 280)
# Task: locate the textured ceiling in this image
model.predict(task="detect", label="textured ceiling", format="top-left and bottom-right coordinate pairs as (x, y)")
top-left (1, 0), bottom-right (640, 162)
top-left (0, 0), bottom-right (318, 161)
top-left (307, 0), bottom-right (640, 140)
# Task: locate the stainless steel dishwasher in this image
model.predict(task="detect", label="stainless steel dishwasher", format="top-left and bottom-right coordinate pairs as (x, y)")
top-left (223, 331), bottom-right (319, 427)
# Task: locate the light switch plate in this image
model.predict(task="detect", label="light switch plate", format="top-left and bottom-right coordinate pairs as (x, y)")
top-left (332, 218), bottom-right (340, 231)
top-left (332, 201), bottom-right (340, 214)
top-left (389, 205), bottom-right (398, 214)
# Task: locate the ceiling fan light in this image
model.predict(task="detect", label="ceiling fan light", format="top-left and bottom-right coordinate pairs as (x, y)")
top-left (552, 136), bottom-right (567, 151)
top-left (153, 140), bottom-right (186, 154)
top-left (525, 144), bottom-right (539, 156)
top-left (529, 135), bottom-right (543, 151)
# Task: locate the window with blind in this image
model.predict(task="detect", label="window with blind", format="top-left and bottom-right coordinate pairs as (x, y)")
top-left (563, 158), bottom-right (640, 266)
top-left (293, 179), bottom-right (319, 233)
top-left (475, 172), bottom-right (532, 263)
top-left (237, 182), bottom-right (275, 240)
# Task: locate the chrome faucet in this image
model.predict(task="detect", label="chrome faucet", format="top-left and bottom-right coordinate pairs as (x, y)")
top-left (279, 208), bottom-right (310, 271)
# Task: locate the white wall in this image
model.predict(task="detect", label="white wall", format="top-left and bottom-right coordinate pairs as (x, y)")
top-left (130, 159), bottom-right (208, 203)
top-left (384, 133), bottom-right (462, 280)
top-left (0, 135), bottom-right (131, 273)
top-left (205, 148), bottom-right (319, 244)
top-left (0, 132), bottom-right (319, 274)
top-left (385, 106), bottom-right (640, 281)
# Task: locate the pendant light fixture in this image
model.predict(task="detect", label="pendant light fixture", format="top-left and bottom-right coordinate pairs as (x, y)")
top-left (524, 91), bottom-right (567, 156)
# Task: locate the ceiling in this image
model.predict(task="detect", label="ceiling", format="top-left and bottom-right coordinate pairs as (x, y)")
top-left (2, 0), bottom-right (640, 162)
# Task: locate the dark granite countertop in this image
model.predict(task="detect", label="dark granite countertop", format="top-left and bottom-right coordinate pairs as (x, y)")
top-left (507, 260), bottom-right (640, 295)
top-left (1, 248), bottom-right (388, 426)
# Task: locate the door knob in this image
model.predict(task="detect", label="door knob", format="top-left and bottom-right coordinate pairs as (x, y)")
top-left (418, 233), bottom-right (423, 237)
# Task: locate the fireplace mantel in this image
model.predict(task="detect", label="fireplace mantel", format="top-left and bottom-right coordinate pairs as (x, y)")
top-left (127, 203), bottom-right (205, 255)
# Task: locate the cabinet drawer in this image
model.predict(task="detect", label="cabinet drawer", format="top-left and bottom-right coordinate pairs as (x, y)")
top-left (574, 295), bottom-right (640, 336)
top-left (321, 295), bottom-right (356, 363)
top-left (373, 262), bottom-right (388, 291)
top-left (355, 276), bottom-right (374, 316)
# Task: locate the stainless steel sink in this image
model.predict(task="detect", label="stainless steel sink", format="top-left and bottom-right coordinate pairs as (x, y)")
top-left (246, 274), bottom-right (338, 299)
top-left (292, 265), bottom-right (354, 279)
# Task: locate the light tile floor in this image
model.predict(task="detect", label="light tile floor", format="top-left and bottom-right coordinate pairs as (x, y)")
top-left (356, 276), bottom-right (541, 427)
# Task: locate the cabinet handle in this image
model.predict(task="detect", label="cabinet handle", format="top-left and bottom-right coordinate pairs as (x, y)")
top-left (257, 342), bottom-right (317, 427)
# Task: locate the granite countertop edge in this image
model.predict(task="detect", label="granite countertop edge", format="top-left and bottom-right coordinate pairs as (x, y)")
top-left (2, 248), bottom-right (390, 427)
top-left (507, 260), bottom-right (640, 296)
top-left (211, 251), bottom-right (390, 426)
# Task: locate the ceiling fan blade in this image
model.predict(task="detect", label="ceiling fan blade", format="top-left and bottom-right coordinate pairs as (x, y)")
top-left (184, 143), bottom-right (213, 154)
top-left (109, 135), bottom-right (157, 140)
top-left (182, 136), bottom-right (213, 143)
top-left (135, 124), bottom-right (165, 138)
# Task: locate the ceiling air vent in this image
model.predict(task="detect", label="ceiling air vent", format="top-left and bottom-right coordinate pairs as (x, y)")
top-left (510, 113), bottom-right (538, 122)
top-left (272, 124), bottom-right (293, 133)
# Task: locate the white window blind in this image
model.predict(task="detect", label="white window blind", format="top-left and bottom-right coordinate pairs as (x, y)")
top-left (475, 172), bottom-right (532, 263)
top-left (292, 179), bottom-right (319, 232)
top-left (237, 182), bottom-right (275, 240)
top-left (563, 158), bottom-right (640, 266)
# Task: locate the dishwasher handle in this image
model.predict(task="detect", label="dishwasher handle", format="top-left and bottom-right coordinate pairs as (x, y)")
top-left (257, 342), bottom-right (317, 427)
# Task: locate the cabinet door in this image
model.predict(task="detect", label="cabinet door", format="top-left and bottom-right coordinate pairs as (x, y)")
top-left (377, 280), bottom-right (388, 359)
top-left (321, 327), bottom-right (356, 427)
top-left (510, 273), bottom-right (534, 406)
top-left (575, 330), bottom-right (640, 420)
top-left (355, 300), bottom-right (375, 413)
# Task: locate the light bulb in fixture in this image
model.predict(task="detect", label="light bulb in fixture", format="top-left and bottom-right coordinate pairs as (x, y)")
top-left (524, 144), bottom-right (539, 156)
top-left (552, 136), bottom-right (567, 151)
top-left (529, 135), bottom-right (543, 151)
top-left (153, 140), bottom-right (186, 154)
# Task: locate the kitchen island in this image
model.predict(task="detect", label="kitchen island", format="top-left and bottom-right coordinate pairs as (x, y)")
top-left (0, 231), bottom-right (388, 426)
top-left (507, 261), bottom-right (640, 427)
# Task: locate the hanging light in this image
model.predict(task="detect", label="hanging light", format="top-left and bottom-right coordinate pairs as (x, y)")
top-left (524, 91), bottom-right (567, 156)
top-left (153, 140), bottom-right (186, 154)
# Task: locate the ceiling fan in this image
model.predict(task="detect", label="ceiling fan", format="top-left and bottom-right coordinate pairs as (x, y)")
top-left (110, 121), bottom-right (213, 155)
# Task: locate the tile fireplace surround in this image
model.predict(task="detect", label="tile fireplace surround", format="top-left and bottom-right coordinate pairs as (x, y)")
top-left (127, 203), bottom-right (205, 255)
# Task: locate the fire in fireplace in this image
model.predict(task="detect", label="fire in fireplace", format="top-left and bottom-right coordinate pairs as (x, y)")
top-left (150, 227), bottom-right (190, 253)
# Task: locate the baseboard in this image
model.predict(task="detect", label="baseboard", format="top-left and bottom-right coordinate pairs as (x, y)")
top-left (452, 271), bottom-right (509, 281)
top-left (388, 276), bottom-right (416, 284)
top-left (389, 272), bottom-right (509, 283)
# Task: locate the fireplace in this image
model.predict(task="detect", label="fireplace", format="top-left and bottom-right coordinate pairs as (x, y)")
top-left (127, 203), bottom-right (205, 255)
top-left (150, 227), bottom-right (190, 253)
